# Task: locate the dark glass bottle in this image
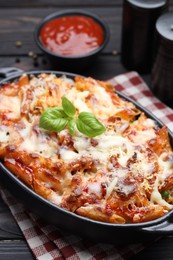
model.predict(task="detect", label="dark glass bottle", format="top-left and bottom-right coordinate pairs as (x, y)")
top-left (151, 11), bottom-right (173, 107)
top-left (121, 0), bottom-right (169, 73)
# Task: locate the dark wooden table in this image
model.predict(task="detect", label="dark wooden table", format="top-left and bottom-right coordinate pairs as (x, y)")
top-left (0, 1), bottom-right (173, 259)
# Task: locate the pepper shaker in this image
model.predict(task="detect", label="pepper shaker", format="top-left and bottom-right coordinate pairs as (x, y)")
top-left (121, 0), bottom-right (169, 73)
top-left (151, 11), bottom-right (173, 107)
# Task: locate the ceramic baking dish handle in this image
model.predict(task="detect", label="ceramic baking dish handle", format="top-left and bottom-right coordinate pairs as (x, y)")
top-left (142, 218), bottom-right (173, 234)
top-left (0, 67), bottom-right (24, 78)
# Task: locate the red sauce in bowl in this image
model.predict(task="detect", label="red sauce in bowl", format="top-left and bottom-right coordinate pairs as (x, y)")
top-left (39, 15), bottom-right (105, 56)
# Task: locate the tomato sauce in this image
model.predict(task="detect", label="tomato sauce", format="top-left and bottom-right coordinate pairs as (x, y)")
top-left (39, 15), bottom-right (104, 56)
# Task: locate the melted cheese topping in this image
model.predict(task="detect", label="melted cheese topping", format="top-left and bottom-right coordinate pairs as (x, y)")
top-left (0, 126), bottom-right (12, 142)
top-left (129, 129), bottom-right (156, 144)
top-left (151, 176), bottom-right (173, 209)
top-left (66, 89), bottom-right (91, 113)
top-left (0, 95), bottom-right (21, 119)
top-left (72, 131), bottom-right (135, 168)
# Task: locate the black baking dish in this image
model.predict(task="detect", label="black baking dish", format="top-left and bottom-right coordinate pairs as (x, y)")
top-left (0, 68), bottom-right (173, 245)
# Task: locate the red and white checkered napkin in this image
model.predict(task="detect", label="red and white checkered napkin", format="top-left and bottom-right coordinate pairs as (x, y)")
top-left (109, 72), bottom-right (173, 131)
top-left (1, 71), bottom-right (173, 260)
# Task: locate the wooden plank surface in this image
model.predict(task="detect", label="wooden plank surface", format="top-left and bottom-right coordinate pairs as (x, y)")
top-left (131, 236), bottom-right (173, 260)
top-left (0, 7), bottom-right (121, 55)
top-left (0, 0), bottom-right (122, 7)
top-left (0, 54), bottom-right (127, 80)
top-left (0, 0), bottom-right (173, 259)
top-left (0, 240), bottom-right (34, 260)
top-left (0, 198), bottom-right (21, 239)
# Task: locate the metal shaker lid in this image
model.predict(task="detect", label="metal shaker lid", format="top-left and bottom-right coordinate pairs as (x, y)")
top-left (127, 0), bottom-right (169, 9)
top-left (156, 11), bottom-right (173, 41)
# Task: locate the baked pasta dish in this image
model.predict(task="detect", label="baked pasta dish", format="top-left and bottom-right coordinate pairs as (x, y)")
top-left (0, 73), bottom-right (173, 224)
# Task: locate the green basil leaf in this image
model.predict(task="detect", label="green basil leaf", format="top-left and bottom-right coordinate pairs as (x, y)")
top-left (39, 107), bottom-right (69, 132)
top-left (62, 96), bottom-right (76, 118)
top-left (68, 120), bottom-right (76, 136)
top-left (76, 112), bottom-right (106, 137)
